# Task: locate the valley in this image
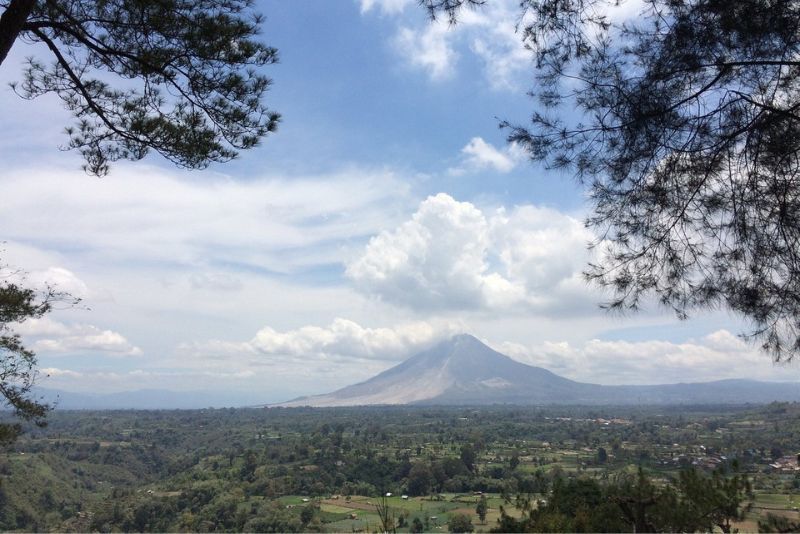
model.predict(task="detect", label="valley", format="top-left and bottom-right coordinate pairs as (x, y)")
top-left (1, 403), bottom-right (799, 531)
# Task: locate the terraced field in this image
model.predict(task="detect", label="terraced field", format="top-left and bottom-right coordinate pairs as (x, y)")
top-left (310, 493), bottom-right (519, 532)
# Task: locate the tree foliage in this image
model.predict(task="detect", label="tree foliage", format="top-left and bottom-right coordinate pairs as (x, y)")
top-left (759, 512), bottom-right (800, 533)
top-left (374, 493), bottom-right (396, 533)
top-left (494, 467), bottom-right (751, 533)
top-left (0, 270), bottom-right (74, 445)
top-left (0, 0), bottom-right (279, 175)
top-left (475, 495), bottom-right (488, 524)
top-left (447, 512), bottom-right (475, 533)
top-left (406, 461), bottom-right (433, 496)
top-left (425, 0), bottom-right (800, 360)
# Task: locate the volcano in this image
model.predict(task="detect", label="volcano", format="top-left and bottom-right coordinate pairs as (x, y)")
top-left (277, 334), bottom-right (800, 407)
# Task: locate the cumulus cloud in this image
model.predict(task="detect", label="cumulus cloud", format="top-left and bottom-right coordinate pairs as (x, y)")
top-left (449, 137), bottom-right (525, 175)
top-left (346, 193), bottom-right (594, 312)
top-left (0, 263), bottom-right (92, 299)
top-left (16, 318), bottom-right (142, 356)
top-left (13, 317), bottom-right (72, 337)
top-left (26, 267), bottom-right (91, 298)
top-left (248, 317), bottom-right (462, 360)
top-left (183, 317), bottom-right (463, 363)
top-left (495, 330), bottom-right (799, 385)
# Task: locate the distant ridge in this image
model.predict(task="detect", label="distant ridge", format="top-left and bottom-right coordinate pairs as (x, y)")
top-left (276, 334), bottom-right (800, 407)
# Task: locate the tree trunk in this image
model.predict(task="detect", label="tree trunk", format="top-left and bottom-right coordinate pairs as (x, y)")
top-left (0, 0), bottom-right (36, 67)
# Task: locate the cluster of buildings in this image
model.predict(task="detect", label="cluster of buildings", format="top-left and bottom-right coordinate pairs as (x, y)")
top-left (658, 448), bottom-right (800, 473)
top-left (769, 455), bottom-right (800, 472)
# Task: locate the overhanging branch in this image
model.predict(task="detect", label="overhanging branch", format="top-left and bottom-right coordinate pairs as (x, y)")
top-left (0, 0), bottom-right (36, 66)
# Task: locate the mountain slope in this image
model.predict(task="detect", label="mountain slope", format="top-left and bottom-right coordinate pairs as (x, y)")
top-left (277, 334), bottom-right (800, 407)
top-left (280, 334), bottom-right (586, 407)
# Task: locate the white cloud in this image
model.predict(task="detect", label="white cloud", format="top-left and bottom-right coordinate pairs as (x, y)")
top-left (25, 267), bottom-right (90, 297)
top-left (449, 137), bottom-right (524, 174)
top-left (346, 193), bottom-right (594, 312)
top-left (491, 204), bottom-right (588, 293)
top-left (16, 318), bottom-right (142, 357)
top-left (702, 329), bottom-right (750, 353)
top-left (495, 329), bottom-right (799, 385)
top-left (34, 329), bottom-right (141, 356)
top-left (0, 263), bottom-right (91, 300)
top-left (470, 34), bottom-right (530, 91)
top-left (347, 193), bottom-right (495, 308)
top-left (464, 3), bottom-right (534, 90)
top-left (370, 0), bottom-right (532, 89)
top-left (182, 317), bottom-right (463, 364)
top-left (369, 0), bottom-right (646, 90)
top-left (0, 165), bottom-right (410, 274)
top-left (248, 317), bottom-right (462, 360)
top-left (13, 317), bottom-right (72, 337)
top-left (394, 21), bottom-right (458, 80)
top-left (360, 0), bottom-right (413, 15)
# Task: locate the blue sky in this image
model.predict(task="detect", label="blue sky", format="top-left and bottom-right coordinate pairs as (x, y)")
top-left (0, 0), bottom-right (796, 404)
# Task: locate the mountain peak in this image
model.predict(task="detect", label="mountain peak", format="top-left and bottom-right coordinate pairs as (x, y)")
top-left (449, 333), bottom-right (482, 345)
top-left (276, 333), bottom-right (570, 407)
top-left (435, 333), bottom-right (489, 355)
top-left (274, 334), bottom-right (800, 408)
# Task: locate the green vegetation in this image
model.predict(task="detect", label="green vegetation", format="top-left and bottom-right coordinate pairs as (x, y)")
top-left (495, 467), bottom-right (751, 532)
top-left (0, 403), bottom-right (799, 531)
top-left (0, 0), bottom-right (279, 175)
top-left (0, 276), bottom-right (78, 446)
